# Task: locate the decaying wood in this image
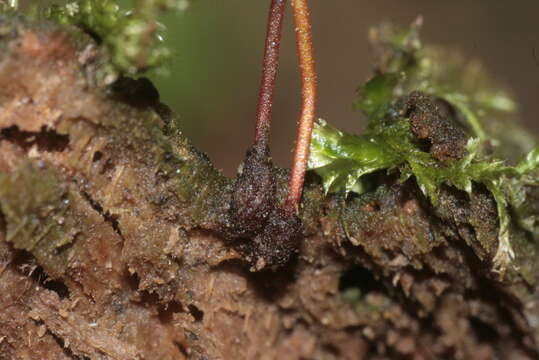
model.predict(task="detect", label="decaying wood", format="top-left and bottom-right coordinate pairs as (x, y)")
top-left (0, 17), bottom-right (539, 360)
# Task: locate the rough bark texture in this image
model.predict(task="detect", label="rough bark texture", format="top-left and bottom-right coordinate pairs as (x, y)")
top-left (1, 16), bottom-right (539, 360)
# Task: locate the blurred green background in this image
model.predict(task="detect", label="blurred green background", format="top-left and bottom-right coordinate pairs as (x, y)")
top-left (27, 1), bottom-right (539, 176)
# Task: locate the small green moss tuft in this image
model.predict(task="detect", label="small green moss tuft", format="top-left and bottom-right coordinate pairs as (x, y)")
top-left (43, 0), bottom-right (190, 78)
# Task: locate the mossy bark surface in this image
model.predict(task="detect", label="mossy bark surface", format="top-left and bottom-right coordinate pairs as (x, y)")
top-left (0, 16), bottom-right (539, 359)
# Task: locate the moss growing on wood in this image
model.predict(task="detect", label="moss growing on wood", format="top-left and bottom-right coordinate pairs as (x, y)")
top-left (0, 13), bottom-right (539, 360)
top-left (309, 19), bottom-right (539, 274)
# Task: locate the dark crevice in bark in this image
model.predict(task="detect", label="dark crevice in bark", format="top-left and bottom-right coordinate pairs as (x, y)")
top-left (110, 76), bottom-right (161, 109)
top-left (158, 300), bottom-right (183, 324)
top-left (11, 250), bottom-right (70, 299)
top-left (174, 341), bottom-right (190, 358)
top-left (187, 304), bottom-right (204, 322)
top-left (469, 316), bottom-right (499, 343)
top-left (80, 191), bottom-right (123, 240)
top-left (339, 265), bottom-right (385, 295)
top-left (49, 330), bottom-right (88, 360)
top-left (0, 209), bottom-right (5, 240)
top-left (0, 125), bottom-right (69, 152)
top-left (92, 151), bottom-right (103, 163)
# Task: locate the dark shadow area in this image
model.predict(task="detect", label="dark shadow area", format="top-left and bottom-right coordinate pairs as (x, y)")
top-left (158, 300), bottom-right (184, 323)
top-left (0, 125), bottom-right (69, 152)
top-left (187, 304), bottom-right (204, 322)
top-left (339, 264), bottom-right (385, 296)
top-left (11, 250), bottom-right (70, 299)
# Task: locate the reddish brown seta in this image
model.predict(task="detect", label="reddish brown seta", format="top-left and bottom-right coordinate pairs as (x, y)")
top-left (229, 0), bottom-right (317, 270)
top-left (285, 0), bottom-right (317, 214)
top-left (254, 0), bottom-right (287, 150)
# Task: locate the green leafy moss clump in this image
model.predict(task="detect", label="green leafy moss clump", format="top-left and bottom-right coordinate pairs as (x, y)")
top-left (308, 18), bottom-right (539, 273)
top-left (44, 0), bottom-right (190, 78)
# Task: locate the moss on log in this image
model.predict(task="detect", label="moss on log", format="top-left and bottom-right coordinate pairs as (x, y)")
top-left (0, 15), bottom-right (538, 359)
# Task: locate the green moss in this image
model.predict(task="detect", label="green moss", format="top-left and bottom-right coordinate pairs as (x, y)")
top-left (309, 20), bottom-right (539, 273)
top-left (42, 0), bottom-right (190, 78)
top-left (158, 113), bottom-right (232, 229)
